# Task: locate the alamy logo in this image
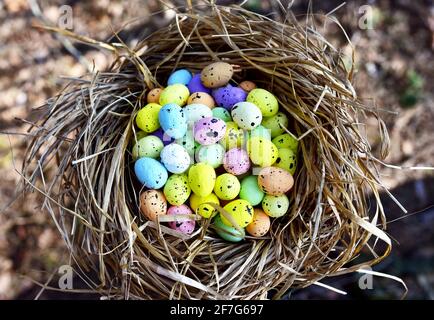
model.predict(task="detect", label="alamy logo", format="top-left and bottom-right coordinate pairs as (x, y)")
top-left (58, 5), bottom-right (73, 30)
top-left (58, 265), bottom-right (73, 289)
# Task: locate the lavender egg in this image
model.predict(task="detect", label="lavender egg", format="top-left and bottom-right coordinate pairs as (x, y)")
top-left (193, 117), bottom-right (227, 145)
top-left (187, 74), bottom-right (212, 94)
top-left (223, 148), bottom-right (251, 175)
top-left (212, 85), bottom-right (247, 110)
top-left (167, 205), bottom-right (195, 235)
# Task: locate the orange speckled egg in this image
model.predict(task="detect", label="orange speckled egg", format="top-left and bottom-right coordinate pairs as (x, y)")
top-left (258, 167), bottom-right (294, 196)
top-left (246, 209), bottom-right (270, 237)
top-left (140, 190), bottom-right (167, 222)
top-left (147, 88), bottom-right (163, 104)
top-left (187, 92), bottom-right (215, 109)
top-left (239, 81), bottom-right (257, 92)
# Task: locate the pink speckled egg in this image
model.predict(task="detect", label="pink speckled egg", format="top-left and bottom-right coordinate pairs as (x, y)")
top-left (193, 117), bottom-right (226, 145)
top-left (167, 205), bottom-right (195, 235)
top-left (223, 148), bottom-right (251, 175)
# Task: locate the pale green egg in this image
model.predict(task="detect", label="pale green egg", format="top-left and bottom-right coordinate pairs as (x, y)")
top-left (262, 112), bottom-right (289, 138)
top-left (249, 125), bottom-right (271, 141)
top-left (195, 144), bottom-right (225, 168)
top-left (175, 130), bottom-right (196, 157)
top-left (246, 88), bottom-right (279, 117)
top-left (132, 135), bottom-right (164, 159)
top-left (213, 214), bottom-right (245, 242)
top-left (275, 148), bottom-right (297, 175)
top-left (272, 133), bottom-right (298, 152)
top-left (212, 107), bottom-right (232, 122)
top-left (163, 174), bottom-right (191, 206)
top-left (262, 194), bottom-right (289, 218)
top-left (239, 175), bottom-right (264, 206)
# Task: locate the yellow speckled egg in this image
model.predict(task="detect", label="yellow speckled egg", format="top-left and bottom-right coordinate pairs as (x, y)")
top-left (187, 92), bottom-right (215, 109)
top-left (201, 62), bottom-right (234, 88)
top-left (214, 173), bottom-right (240, 200)
top-left (246, 88), bottom-right (279, 117)
top-left (239, 80), bottom-right (257, 92)
top-left (163, 174), bottom-right (191, 206)
top-left (188, 163), bottom-right (216, 197)
top-left (272, 133), bottom-right (299, 153)
top-left (246, 136), bottom-right (278, 167)
top-left (258, 166), bottom-right (294, 195)
top-left (275, 148), bottom-right (298, 175)
top-left (136, 103), bottom-right (162, 133)
top-left (159, 84), bottom-right (190, 106)
top-left (262, 194), bottom-right (289, 218)
top-left (190, 193), bottom-right (220, 218)
top-left (221, 199), bottom-right (254, 228)
top-left (220, 121), bottom-right (244, 150)
top-left (262, 112), bottom-right (289, 138)
top-left (139, 190), bottom-right (167, 222)
top-left (246, 209), bottom-right (270, 237)
top-left (147, 88), bottom-right (163, 104)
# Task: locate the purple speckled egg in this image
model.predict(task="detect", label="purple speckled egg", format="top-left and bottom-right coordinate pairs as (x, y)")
top-left (167, 205), bottom-right (195, 234)
top-left (193, 117), bottom-right (226, 145)
top-left (150, 128), bottom-right (174, 145)
top-left (223, 148), bottom-right (251, 175)
top-left (188, 74), bottom-right (212, 94)
top-left (212, 85), bottom-right (247, 110)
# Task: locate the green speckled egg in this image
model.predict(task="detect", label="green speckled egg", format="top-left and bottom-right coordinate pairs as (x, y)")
top-left (163, 174), bottom-right (191, 206)
top-left (195, 144), bottom-right (225, 168)
top-left (214, 173), bottom-right (240, 200)
top-left (246, 88), bottom-right (278, 117)
top-left (275, 148), bottom-right (298, 175)
top-left (239, 175), bottom-right (264, 206)
top-left (190, 193), bottom-right (220, 218)
top-left (249, 125), bottom-right (271, 141)
top-left (132, 135), bottom-right (164, 159)
top-left (272, 133), bottom-right (298, 152)
top-left (159, 84), bottom-right (190, 106)
top-left (175, 130), bottom-right (196, 158)
top-left (221, 199), bottom-right (254, 228)
top-left (246, 136), bottom-right (278, 167)
top-left (220, 121), bottom-right (244, 150)
top-left (188, 163), bottom-right (216, 197)
top-left (262, 194), bottom-right (289, 218)
top-left (262, 112), bottom-right (289, 138)
top-left (130, 130), bottom-right (147, 147)
top-left (214, 214), bottom-right (245, 242)
top-left (136, 103), bottom-right (162, 133)
top-left (212, 107), bottom-right (232, 122)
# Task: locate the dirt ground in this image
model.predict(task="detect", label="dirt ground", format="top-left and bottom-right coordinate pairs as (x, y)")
top-left (0, 0), bottom-right (434, 299)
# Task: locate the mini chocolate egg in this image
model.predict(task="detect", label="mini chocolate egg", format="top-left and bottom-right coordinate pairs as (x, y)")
top-left (187, 92), bottom-right (215, 109)
top-left (190, 193), bottom-right (220, 218)
top-left (246, 88), bottom-right (279, 117)
top-left (214, 173), bottom-right (241, 201)
top-left (175, 129), bottom-right (196, 158)
top-left (262, 112), bottom-right (289, 138)
top-left (132, 135), bottom-right (164, 159)
top-left (212, 85), bottom-right (247, 110)
top-left (221, 199), bottom-right (254, 228)
top-left (188, 163), bottom-right (216, 197)
top-left (201, 62), bottom-right (234, 88)
top-left (167, 205), bottom-right (195, 234)
top-left (195, 144), bottom-right (225, 168)
top-left (231, 101), bottom-right (263, 130)
top-left (246, 209), bottom-right (270, 237)
top-left (140, 190), bottom-right (167, 222)
top-left (212, 107), bottom-right (232, 122)
top-left (159, 84), bottom-right (190, 106)
top-left (134, 157), bottom-right (168, 189)
top-left (272, 133), bottom-right (299, 152)
top-left (150, 127), bottom-right (175, 145)
top-left (239, 175), bottom-right (265, 206)
top-left (262, 194), bottom-right (289, 218)
top-left (213, 214), bottom-right (245, 242)
top-left (275, 148), bottom-right (297, 175)
top-left (223, 148), bottom-right (251, 175)
top-left (167, 69), bottom-right (192, 86)
top-left (136, 103), bottom-right (162, 133)
top-left (249, 125), bottom-right (271, 141)
top-left (258, 166), bottom-right (294, 195)
top-left (193, 117), bottom-right (226, 145)
top-left (163, 173), bottom-right (191, 205)
top-left (246, 137), bottom-right (278, 167)
top-left (187, 73), bottom-right (212, 94)
top-left (184, 103), bottom-right (213, 128)
top-left (160, 143), bottom-right (191, 174)
top-left (239, 80), bottom-right (257, 92)
top-left (158, 103), bottom-right (188, 139)
top-left (147, 88), bottom-right (163, 104)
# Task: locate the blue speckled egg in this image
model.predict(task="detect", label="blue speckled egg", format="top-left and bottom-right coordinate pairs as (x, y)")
top-left (187, 74), bottom-right (212, 94)
top-left (167, 69), bottom-right (192, 86)
top-left (212, 85), bottom-right (247, 110)
top-left (134, 157), bottom-right (168, 189)
top-left (184, 103), bottom-right (213, 128)
top-left (158, 103), bottom-right (188, 139)
top-left (160, 143), bottom-right (191, 174)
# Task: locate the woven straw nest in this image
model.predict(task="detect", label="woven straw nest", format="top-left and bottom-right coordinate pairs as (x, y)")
top-left (22, 3), bottom-right (394, 299)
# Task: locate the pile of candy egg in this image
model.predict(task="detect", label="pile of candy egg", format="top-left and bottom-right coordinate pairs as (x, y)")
top-left (133, 61), bottom-right (299, 242)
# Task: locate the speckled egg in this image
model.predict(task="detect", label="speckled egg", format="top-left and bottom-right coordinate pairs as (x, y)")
top-left (219, 121), bottom-right (243, 150)
top-left (201, 62), bottom-right (233, 88)
top-left (167, 69), bottom-right (192, 86)
top-left (231, 101), bottom-right (263, 130)
top-left (147, 88), bottom-right (163, 104)
top-left (187, 73), bottom-right (212, 94)
top-left (139, 190), bottom-right (167, 222)
top-left (184, 103), bottom-right (213, 128)
top-left (159, 84), bottom-right (190, 106)
top-left (190, 193), bottom-right (220, 218)
top-left (213, 214), bottom-right (245, 242)
top-left (136, 103), bottom-right (162, 133)
top-left (214, 173), bottom-right (240, 201)
top-left (262, 194), bottom-right (289, 218)
top-left (150, 127), bottom-right (175, 145)
top-left (163, 174), bottom-right (191, 206)
top-left (130, 130), bottom-right (147, 147)
top-left (262, 112), bottom-right (289, 138)
top-left (272, 133), bottom-right (299, 152)
top-left (132, 135), bottom-right (164, 159)
top-left (246, 209), bottom-right (270, 237)
top-left (158, 103), bottom-right (187, 139)
top-left (134, 157), bottom-right (168, 189)
top-left (195, 144), bottom-right (225, 168)
top-left (221, 199), bottom-right (254, 228)
top-left (167, 205), bottom-right (195, 234)
top-left (249, 125), bottom-right (271, 141)
top-left (223, 148), bottom-right (251, 175)
top-left (239, 80), bottom-right (257, 92)
top-left (213, 85), bottom-right (247, 110)
top-left (275, 148), bottom-right (297, 175)
top-left (187, 92), bottom-right (215, 109)
top-left (188, 163), bottom-right (216, 197)
top-left (258, 166), bottom-right (294, 195)
top-left (212, 107), bottom-right (232, 122)
top-left (193, 117), bottom-right (226, 145)
top-left (160, 143), bottom-right (191, 174)
top-left (239, 175), bottom-right (264, 206)
top-left (246, 137), bottom-right (278, 167)
top-left (175, 130), bottom-right (196, 158)
top-left (246, 88), bottom-right (279, 117)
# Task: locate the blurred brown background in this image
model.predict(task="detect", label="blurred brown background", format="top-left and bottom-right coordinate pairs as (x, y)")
top-left (0, 0), bottom-right (433, 299)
